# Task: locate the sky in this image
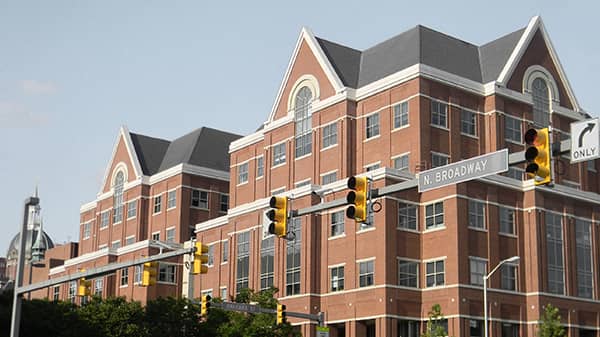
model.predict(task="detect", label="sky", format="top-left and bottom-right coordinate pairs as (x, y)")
top-left (1, 1), bottom-right (598, 255)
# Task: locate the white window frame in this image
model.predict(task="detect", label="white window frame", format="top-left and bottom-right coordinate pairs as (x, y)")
top-left (330, 264), bottom-right (345, 292)
top-left (100, 211), bottom-right (109, 229)
top-left (398, 201), bottom-right (418, 231)
top-left (125, 235), bottom-right (135, 245)
top-left (358, 259), bottom-right (375, 288)
top-left (321, 171), bottom-right (337, 185)
top-left (167, 190), bottom-right (177, 210)
top-left (469, 257), bottom-right (487, 286)
top-left (398, 258), bottom-right (419, 288)
top-left (461, 108), bottom-right (477, 137)
top-left (153, 195), bottom-right (162, 214)
top-left (322, 122), bottom-right (338, 149)
top-left (431, 100), bottom-right (448, 128)
top-left (425, 201), bottom-right (444, 230)
top-left (166, 227), bottom-right (176, 243)
top-left (256, 156), bottom-right (264, 178)
top-left (365, 113), bottom-right (380, 140)
top-left (393, 100), bottom-right (409, 129)
top-left (431, 152), bottom-right (449, 168)
top-left (83, 221), bottom-right (92, 240)
top-left (158, 263), bottom-right (177, 284)
top-left (504, 115), bottom-right (522, 144)
top-left (120, 268), bottom-right (129, 287)
top-left (127, 200), bottom-right (137, 219)
top-left (393, 153), bottom-right (410, 172)
top-left (425, 259), bottom-right (445, 288)
top-left (468, 199), bottom-right (486, 230)
top-left (272, 142), bottom-right (286, 167)
top-left (237, 162), bottom-right (249, 185)
top-left (191, 189), bottom-right (209, 209)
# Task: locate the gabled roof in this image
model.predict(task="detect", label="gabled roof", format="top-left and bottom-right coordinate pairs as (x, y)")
top-left (130, 127), bottom-right (242, 176)
top-left (479, 28), bottom-right (527, 83)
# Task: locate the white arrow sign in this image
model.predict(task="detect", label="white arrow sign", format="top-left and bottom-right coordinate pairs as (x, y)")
top-left (571, 118), bottom-right (600, 163)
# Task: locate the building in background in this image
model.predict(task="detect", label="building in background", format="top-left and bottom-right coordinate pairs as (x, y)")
top-left (192, 16), bottom-right (599, 337)
top-left (30, 126), bottom-right (240, 303)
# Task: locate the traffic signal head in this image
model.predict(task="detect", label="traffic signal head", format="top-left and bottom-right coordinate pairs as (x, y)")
top-left (524, 128), bottom-right (551, 185)
top-left (267, 196), bottom-right (288, 237)
top-left (276, 303), bottom-right (287, 325)
top-left (142, 262), bottom-right (158, 286)
top-left (193, 242), bottom-right (209, 274)
top-left (77, 278), bottom-right (91, 297)
top-left (201, 294), bottom-right (211, 316)
top-left (346, 176), bottom-right (369, 222)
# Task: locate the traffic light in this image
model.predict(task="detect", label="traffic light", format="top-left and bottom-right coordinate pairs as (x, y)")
top-left (142, 262), bottom-right (158, 286)
top-left (524, 128), bottom-right (552, 185)
top-left (346, 176), bottom-right (369, 222)
top-left (201, 294), bottom-right (211, 316)
top-left (267, 196), bottom-right (288, 237)
top-left (193, 242), bottom-right (209, 274)
top-left (276, 304), bottom-right (287, 325)
top-left (77, 278), bottom-right (91, 297)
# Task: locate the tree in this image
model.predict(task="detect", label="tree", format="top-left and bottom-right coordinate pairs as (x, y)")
top-left (78, 297), bottom-right (147, 337)
top-left (421, 304), bottom-right (448, 337)
top-left (538, 304), bottom-right (566, 337)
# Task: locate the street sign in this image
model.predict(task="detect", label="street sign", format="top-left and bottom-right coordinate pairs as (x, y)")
top-left (214, 301), bottom-right (262, 313)
top-left (571, 118), bottom-right (599, 163)
top-left (418, 149), bottom-right (508, 193)
top-left (316, 326), bottom-right (330, 337)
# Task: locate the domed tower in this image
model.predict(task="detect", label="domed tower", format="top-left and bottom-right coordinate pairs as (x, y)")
top-left (5, 187), bottom-right (55, 281)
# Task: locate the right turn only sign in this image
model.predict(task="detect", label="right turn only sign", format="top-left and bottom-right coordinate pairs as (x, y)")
top-left (571, 118), bottom-right (600, 163)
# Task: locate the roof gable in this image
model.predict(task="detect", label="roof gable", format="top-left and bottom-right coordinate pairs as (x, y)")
top-left (99, 126), bottom-right (144, 194)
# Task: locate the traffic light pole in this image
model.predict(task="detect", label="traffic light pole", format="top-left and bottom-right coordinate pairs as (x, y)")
top-left (206, 300), bottom-right (325, 326)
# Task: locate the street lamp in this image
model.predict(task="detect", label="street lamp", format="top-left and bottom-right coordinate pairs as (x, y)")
top-left (483, 256), bottom-right (519, 337)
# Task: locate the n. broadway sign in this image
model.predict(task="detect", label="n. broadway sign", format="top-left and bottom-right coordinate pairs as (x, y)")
top-left (418, 149), bottom-right (508, 193)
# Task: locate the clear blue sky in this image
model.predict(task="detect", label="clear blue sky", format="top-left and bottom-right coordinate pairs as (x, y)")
top-left (1, 1), bottom-right (598, 255)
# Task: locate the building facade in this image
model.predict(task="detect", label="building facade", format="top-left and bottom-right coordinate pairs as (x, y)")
top-left (36, 126), bottom-right (240, 304)
top-left (192, 17), bottom-right (600, 337)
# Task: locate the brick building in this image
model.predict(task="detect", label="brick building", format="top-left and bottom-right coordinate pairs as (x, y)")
top-left (38, 126), bottom-right (240, 303)
top-left (192, 16), bottom-right (599, 337)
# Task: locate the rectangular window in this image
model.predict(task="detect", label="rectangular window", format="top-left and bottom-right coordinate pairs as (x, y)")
top-left (546, 212), bottom-right (564, 294)
top-left (501, 323), bottom-right (519, 337)
top-left (166, 228), bottom-right (175, 243)
top-left (127, 201), bottom-right (137, 219)
top-left (426, 260), bottom-right (445, 287)
top-left (576, 219), bottom-right (593, 298)
top-left (398, 202), bottom-right (417, 230)
top-left (207, 244), bottom-right (215, 266)
top-left (322, 122), bottom-right (338, 148)
top-left (286, 218), bottom-right (302, 296)
top-left (431, 101), bottom-right (448, 128)
top-left (366, 113), bottom-right (380, 139)
top-left (394, 101), bottom-right (409, 129)
top-left (159, 264), bottom-right (176, 283)
top-left (53, 286), bottom-right (60, 301)
top-left (321, 172), bottom-right (337, 185)
top-left (587, 159), bottom-right (596, 171)
top-left (111, 240), bottom-right (121, 249)
top-left (461, 109), bottom-right (477, 136)
top-left (505, 115), bottom-right (522, 143)
top-left (505, 167), bottom-right (524, 181)
top-left (393, 154), bottom-right (409, 171)
top-left (191, 189), bottom-right (209, 209)
top-left (256, 156), bottom-right (264, 178)
top-left (167, 190), bottom-right (177, 209)
top-left (83, 222), bottom-right (92, 240)
top-left (468, 200), bottom-right (485, 229)
top-left (222, 240), bottom-right (229, 263)
top-left (134, 265), bottom-right (142, 285)
top-left (470, 320), bottom-right (483, 337)
top-left (365, 163), bottom-right (380, 172)
top-left (152, 232), bottom-right (160, 241)
top-left (238, 162), bottom-right (249, 184)
top-left (501, 264), bottom-right (517, 291)
top-left (100, 211), bottom-right (109, 229)
top-left (260, 236), bottom-right (275, 290)
top-left (330, 265), bottom-right (345, 292)
top-left (95, 278), bottom-right (103, 296)
top-left (153, 195), bottom-right (162, 214)
top-left (273, 143), bottom-right (286, 166)
top-left (220, 287), bottom-right (227, 299)
top-left (126, 236), bottom-right (135, 245)
top-left (220, 194), bottom-right (229, 213)
top-left (295, 180), bottom-right (311, 188)
top-left (68, 281), bottom-right (76, 303)
top-left (398, 320), bottom-right (421, 337)
top-left (398, 260), bottom-right (418, 288)
top-left (425, 202), bottom-right (444, 229)
top-left (359, 260), bottom-right (374, 287)
top-left (499, 207), bottom-right (515, 235)
top-left (120, 268), bottom-right (129, 287)
top-left (331, 211), bottom-right (345, 237)
top-left (236, 232), bottom-right (250, 291)
top-left (470, 259), bottom-right (487, 286)
top-left (431, 152), bottom-right (449, 168)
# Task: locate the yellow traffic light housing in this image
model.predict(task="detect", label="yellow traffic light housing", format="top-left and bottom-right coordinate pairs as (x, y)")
top-left (201, 294), bottom-right (211, 316)
top-left (77, 278), bottom-right (91, 297)
top-left (524, 128), bottom-right (552, 186)
top-left (267, 196), bottom-right (288, 237)
top-left (193, 242), bottom-right (209, 275)
top-left (142, 262), bottom-right (158, 286)
top-left (276, 303), bottom-right (287, 325)
top-left (346, 176), bottom-right (369, 222)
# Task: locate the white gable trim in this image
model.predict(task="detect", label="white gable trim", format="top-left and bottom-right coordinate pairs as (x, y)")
top-left (267, 27), bottom-right (344, 124)
top-left (496, 16), bottom-right (580, 111)
top-left (98, 126), bottom-right (143, 196)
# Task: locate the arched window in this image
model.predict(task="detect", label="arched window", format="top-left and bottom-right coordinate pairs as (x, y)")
top-left (113, 171), bottom-right (124, 223)
top-left (294, 86), bottom-right (313, 158)
top-left (532, 77), bottom-right (550, 127)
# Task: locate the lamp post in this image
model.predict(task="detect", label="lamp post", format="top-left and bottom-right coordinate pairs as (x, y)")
top-left (483, 256), bottom-right (519, 337)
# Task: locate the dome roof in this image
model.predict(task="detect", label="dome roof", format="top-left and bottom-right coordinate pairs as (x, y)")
top-left (6, 230), bottom-right (54, 261)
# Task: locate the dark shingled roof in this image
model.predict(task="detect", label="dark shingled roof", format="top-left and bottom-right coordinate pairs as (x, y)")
top-left (315, 24), bottom-right (526, 88)
top-left (130, 127), bottom-right (242, 176)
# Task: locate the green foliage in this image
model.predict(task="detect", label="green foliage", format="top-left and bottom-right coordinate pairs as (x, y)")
top-left (0, 288), bottom-right (301, 337)
top-left (421, 304), bottom-right (448, 337)
top-left (538, 304), bottom-right (566, 337)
